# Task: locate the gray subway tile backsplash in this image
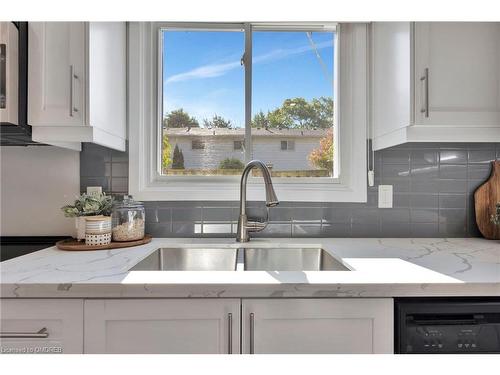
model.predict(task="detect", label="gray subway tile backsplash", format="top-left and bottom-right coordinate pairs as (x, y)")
top-left (439, 164), bottom-right (467, 179)
top-left (438, 179), bottom-right (467, 193)
top-left (468, 164), bottom-right (492, 180)
top-left (410, 209), bottom-right (439, 223)
top-left (468, 149), bottom-right (496, 164)
top-left (438, 194), bottom-right (466, 209)
top-left (410, 149), bottom-right (439, 165)
top-left (439, 150), bottom-right (468, 164)
top-left (80, 142), bottom-right (500, 238)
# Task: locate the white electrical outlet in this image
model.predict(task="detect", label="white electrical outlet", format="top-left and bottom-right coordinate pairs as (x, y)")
top-left (378, 185), bottom-right (393, 208)
top-left (86, 186), bottom-right (103, 195)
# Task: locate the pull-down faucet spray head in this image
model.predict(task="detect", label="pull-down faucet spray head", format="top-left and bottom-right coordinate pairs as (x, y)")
top-left (236, 160), bottom-right (279, 242)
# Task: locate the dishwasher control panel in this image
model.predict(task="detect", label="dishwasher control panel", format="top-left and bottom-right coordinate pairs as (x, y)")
top-left (404, 322), bottom-right (494, 353)
top-left (395, 299), bottom-right (500, 354)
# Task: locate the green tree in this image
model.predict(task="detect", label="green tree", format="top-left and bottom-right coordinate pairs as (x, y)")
top-left (161, 133), bottom-right (172, 171)
top-left (310, 97), bottom-right (334, 129)
top-left (219, 158), bottom-right (245, 170)
top-left (308, 128), bottom-right (334, 172)
top-left (171, 144), bottom-right (185, 169)
top-left (164, 109), bottom-right (199, 128)
top-left (267, 108), bottom-right (293, 128)
top-left (251, 110), bottom-right (269, 128)
top-left (254, 97), bottom-right (334, 129)
top-left (279, 98), bottom-right (317, 128)
top-left (203, 114), bottom-right (232, 129)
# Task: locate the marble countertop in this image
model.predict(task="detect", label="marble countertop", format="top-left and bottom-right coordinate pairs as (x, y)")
top-left (1, 237), bottom-right (499, 298)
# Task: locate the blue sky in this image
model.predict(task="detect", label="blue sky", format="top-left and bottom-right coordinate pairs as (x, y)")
top-left (163, 30), bottom-right (334, 127)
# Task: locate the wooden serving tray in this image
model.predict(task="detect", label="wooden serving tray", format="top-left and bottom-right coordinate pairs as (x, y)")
top-left (56, 234), bottom-right (152, 251)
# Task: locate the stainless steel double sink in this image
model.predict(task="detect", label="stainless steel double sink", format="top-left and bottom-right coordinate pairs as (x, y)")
top-left (130, 247), bottom-right (351, 272)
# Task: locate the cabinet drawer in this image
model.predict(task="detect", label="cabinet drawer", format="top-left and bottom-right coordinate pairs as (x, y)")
top-left (0, 299), bottom-right (83, 354)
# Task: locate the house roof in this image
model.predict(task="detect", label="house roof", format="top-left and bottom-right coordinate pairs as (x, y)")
top-left (164, 127), bottom-right (329, 138)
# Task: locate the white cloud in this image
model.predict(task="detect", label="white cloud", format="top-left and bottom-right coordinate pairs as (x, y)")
top-left (166, 61), bottom-right (240, 83)
top-left (253, 40), bottom-right (332, 64)
top-left (164, 39), bottom-right (332, 84)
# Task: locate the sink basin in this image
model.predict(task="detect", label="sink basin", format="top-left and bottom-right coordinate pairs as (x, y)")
top-left (243, 248), bottom-right (350, 271)
top-left (130, 248), bottom-right (238, 271)
top-left (130, 247), bottom-right (350, 272)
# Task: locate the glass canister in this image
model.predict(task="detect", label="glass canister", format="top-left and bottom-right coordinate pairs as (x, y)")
top-left (111, 196), bottom-right (145, 241)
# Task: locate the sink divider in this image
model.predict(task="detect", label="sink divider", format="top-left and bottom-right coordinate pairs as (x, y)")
top-left (235, 248), bottom-right (245, 271)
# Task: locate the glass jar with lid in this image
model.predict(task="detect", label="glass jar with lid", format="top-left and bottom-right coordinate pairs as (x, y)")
top-left (111, 195), bottom-right (145, 241)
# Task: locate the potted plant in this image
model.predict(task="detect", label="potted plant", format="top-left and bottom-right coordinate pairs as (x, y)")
top-left (61, 193), bottom-right (114, 241)
top-left (491, 202), bottom-right (500, 226)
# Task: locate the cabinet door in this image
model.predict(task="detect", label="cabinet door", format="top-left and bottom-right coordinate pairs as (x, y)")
top-left (414, 22), bottom-right (500, 126)
top-left (84, 299), bottom-right (240, 354)
top-left (0, 299), bottom-right (83, 354)
top-left (242, 299), bottom-right (393, 354)
top-left (28, 22), bottom-right (86, 126)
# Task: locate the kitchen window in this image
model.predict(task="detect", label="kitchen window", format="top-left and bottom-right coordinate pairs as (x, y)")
top-left (129, 22), bottom-right (368, 202)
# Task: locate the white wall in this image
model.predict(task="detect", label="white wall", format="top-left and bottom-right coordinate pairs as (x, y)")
top-left (0, 146), bottom-right (80, 236)
top-left (252, 137), bottom-right (320, 171)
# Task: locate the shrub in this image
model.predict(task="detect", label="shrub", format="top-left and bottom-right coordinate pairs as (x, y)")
top-left (308, 128), bottom-right (333, 171)
top-left (219, 158), bottom-right (244, 170)
top-left (171, 144), bottom-right (185, 169)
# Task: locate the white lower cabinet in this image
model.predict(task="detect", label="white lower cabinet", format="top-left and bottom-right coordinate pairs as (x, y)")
top-left (84, 299), bottom-right (241, 354)
top-left (0, 299), bottom-right (84, 354)
top-left (241, 299), bottom-right (394, 354)
top-left (1, 298), bottom-right (394, 354)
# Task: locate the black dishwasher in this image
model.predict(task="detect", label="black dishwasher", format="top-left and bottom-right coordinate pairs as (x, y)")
top-left (395, 298), bottom-right (500, 354)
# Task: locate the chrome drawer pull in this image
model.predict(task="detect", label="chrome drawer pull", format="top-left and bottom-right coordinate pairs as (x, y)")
top-left (228, 313), bottom-right (232, 354)
top-left (0, 327), bottom-right (49, 338)
top-left (249, 313), bottom-right (255, 354)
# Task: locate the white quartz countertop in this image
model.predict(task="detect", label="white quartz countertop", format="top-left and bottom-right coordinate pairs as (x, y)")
top-left (1, 238), bottom-right (499, 298)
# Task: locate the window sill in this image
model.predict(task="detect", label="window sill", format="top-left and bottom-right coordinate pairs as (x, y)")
top-left (130, 176), bottom-right (367, 202)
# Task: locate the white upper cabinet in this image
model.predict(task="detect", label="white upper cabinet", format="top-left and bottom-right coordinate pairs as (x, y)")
top-left (28, 22), bottom-right (126, 151)
top-left (28, 23), bottom-right (85, 127)
top-left (371, 22), bottom-right (500, 150)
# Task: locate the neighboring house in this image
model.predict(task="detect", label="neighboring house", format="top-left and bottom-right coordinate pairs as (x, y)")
top-left (164, 127), bottom-right (328, 171)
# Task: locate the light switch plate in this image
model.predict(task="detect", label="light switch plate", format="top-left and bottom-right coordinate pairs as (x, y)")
top-left (86, 186), bottom-right (103, 195)
top-left (378, 185), bottom-right (393, 208)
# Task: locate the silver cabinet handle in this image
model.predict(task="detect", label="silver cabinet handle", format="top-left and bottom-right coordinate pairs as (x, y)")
top-left (420, 67), bottom-right (429, 118)
top-left (249, 313), bottom-right (255, 354)
top-left (69, 65), bottom-right (78, 116)
top-left (0, 327), bottom-right (49, 339)
top-left (227, 313), bottom-right (232, 354)
top-left (70, 65), bottom-right (74, 116)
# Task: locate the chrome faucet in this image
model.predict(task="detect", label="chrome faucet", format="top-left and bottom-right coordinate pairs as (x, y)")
top-left (236, 160), bottom-right (279, 242)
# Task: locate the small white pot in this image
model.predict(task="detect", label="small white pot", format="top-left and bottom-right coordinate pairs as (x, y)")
top-left (75, 217), bottom-right (86, 241)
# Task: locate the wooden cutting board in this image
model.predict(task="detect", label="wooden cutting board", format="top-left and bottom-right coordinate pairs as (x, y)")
top-left (56, 235), bottom-right (152, 251)
top-left (474, 161), bottom-right (500, 240)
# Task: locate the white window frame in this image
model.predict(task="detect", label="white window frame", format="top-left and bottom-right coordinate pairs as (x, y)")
top-left (128, 22), bottom-right (367, 202)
